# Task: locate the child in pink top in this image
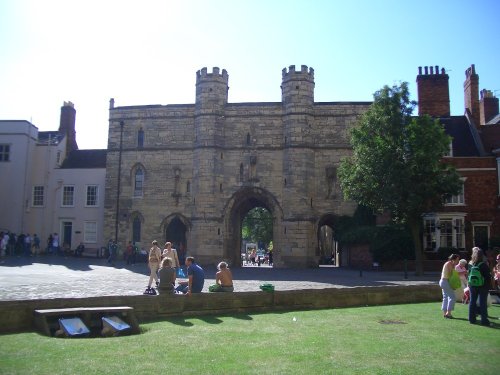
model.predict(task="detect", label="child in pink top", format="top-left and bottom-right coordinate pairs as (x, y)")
top-left (455, 259), bottom-right (468, 289)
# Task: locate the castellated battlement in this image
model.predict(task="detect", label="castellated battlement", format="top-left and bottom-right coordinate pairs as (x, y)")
top-left (196, 67), bottom-right (229, 84)
top-left (282, 65), bottom-right (315, 82)
top-left (418, 65), bottom-right (446, 76)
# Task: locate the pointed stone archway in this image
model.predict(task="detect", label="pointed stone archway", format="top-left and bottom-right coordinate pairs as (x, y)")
top-left (222, 187), bottom-right (283, 268)
top-left (317, 214), bottom-right (340, 266)
top-left (161, 214), bottom-right (191, 265)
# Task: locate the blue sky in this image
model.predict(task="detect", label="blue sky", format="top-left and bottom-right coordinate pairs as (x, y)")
top-left (0, 0), bottom-right (499, 149)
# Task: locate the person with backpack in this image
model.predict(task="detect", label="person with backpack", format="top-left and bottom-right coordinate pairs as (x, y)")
top-left (439, 253), bottom-right (460, 319)
top-left (468, 247), bottom-right (492, 326)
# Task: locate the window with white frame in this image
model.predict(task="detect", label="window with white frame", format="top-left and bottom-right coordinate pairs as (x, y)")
top-left (439, 219), bottom-right (453, 248)
top-left (62, 185), bottom-right (75, 206)
top-left (423, 218), bottom-right (436, 250)
top-left (134, 167), bottom-right (144, 197)
top-left (423, 215), bottom-right (465, 251)
top-left (445, 179), bottom-right (465, 205)
top-left (472, 222), bottom-right (491, 250)
top-left (32, 186), bottom-right (44, 207)
top-left (0, 144), bottom-right (10, 162)
top-left (86, 185), bottom-right (98, 206)
top-left (84, 221), bottom-right (97, 243)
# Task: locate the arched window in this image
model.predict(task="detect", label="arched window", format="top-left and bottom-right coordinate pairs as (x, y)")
top-left (239, 163), bottom-right (244, 182)
top-left (132, 216), bottom-right (141, 243)
top-left (134, 167), bottom-right (144, 197)
top-left (137, 128), bottom-right (144, 148)
top-left (186, 180), bottom-right (191, 193)
top-left (246, 133), bottom-right (251, 145)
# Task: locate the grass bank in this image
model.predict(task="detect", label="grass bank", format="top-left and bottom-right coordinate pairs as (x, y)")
top-left (0, 302), bottom-right (499, 374)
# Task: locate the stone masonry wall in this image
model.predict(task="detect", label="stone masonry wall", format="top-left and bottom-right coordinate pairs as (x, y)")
top-left (104, 67), bottom-right (371, 267)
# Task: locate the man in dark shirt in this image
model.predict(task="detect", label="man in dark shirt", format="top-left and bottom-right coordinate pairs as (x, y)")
top-left (176, 256), bottom-right (204, 295)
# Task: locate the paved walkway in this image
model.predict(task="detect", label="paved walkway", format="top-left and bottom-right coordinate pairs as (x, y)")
top-left (0, 256), bottom-right (440, 301)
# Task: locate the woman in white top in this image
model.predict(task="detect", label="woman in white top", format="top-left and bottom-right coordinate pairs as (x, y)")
top-left (162, 242), bottom-right (180, 269)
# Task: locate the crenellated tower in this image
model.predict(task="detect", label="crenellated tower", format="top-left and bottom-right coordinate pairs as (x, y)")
top-left (191, 67), bottom-right (229, 256)
top-left (281, 64), bottom-right (315, 114)
top-left (281, 65), bottom-right (316, 265)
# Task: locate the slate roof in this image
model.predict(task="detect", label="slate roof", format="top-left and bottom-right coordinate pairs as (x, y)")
top-left (439, 116), bottom-right (480, 157)
top-left (60, 149), bottom-right (107, 169)
top-left (479, 124), bottom-right (500, 154)
top-left (486, 113), bottom-right (500, 125)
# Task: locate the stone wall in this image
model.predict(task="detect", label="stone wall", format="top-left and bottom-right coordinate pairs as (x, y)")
top-left (0, 285), bottom-right (441, 334)
top-left (104, 66), bottom-right (371, 267)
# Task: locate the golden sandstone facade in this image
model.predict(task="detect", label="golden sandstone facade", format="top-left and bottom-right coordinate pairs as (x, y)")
top-left (104, 66), bottom-right (370, 267)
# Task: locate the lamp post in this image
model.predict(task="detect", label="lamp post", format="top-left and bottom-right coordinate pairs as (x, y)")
top-left (114, 120), bottom-right (124, 243)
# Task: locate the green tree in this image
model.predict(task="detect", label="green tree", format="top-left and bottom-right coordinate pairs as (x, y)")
top-left (241, 207), bottom-right (273, 247)
top-left (338, 83), bottom-right (461, 275)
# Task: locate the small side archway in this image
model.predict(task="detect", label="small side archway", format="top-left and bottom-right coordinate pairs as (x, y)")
top-left (317, 214), bottom-right (340, 266)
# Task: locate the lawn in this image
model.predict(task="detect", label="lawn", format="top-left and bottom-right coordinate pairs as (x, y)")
top-left (0, 302), bottom-right (499, 375)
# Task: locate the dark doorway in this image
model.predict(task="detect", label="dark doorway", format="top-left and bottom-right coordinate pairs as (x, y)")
top-left (318, 215), bottom-right (339, 266)
top-left (165, 217), bottom-right (187, 264)
top-left (473, 225), bottom-right (489, 250)
top-left (62, 221), bottom-right (73, 249)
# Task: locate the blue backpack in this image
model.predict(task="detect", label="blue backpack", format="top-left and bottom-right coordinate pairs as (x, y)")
top-left (468, 262), bottom-right (484, 287)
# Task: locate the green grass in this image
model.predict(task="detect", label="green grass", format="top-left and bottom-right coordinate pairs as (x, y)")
top-left (0, 303), bottom-right (499, 375)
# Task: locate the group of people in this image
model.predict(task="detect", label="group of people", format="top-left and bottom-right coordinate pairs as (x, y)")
top-left (439, 246), bottom-right (498, 326)
top-left (146, 240), bottom-right (234, 295)
top-left (0, 231), bottom-right (56, 257)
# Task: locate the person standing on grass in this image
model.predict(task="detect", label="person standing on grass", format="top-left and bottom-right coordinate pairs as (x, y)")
top-left (439, 253), bottom-right (460, 319)
top-left (147, 240), bottom-right (162, 289)
top-left (468, 247), bottom-right (491, 326)
top-left (176, 256), bottom-right (204, 295)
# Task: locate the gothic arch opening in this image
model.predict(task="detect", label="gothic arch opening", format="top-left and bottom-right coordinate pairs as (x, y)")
top-left (164, 216), bottom-right (189, 265)
top-left (317, 214), bottom-right (340, 266)
top-left (223, 187), bottom-right (282, 268)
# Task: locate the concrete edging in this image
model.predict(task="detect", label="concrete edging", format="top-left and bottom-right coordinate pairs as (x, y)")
top-left (0, 284), bottom-right (441, 334)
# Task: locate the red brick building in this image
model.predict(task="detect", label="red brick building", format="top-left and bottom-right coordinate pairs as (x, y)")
top-left (417, 64), bottom-right (500, 256)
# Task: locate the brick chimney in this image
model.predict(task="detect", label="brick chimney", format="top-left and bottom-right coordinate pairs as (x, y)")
top-left (479, 89), bottom-right (499, 125)
top-left (464, 64), bottom-right (480, 127)
top-left (59, 101), bottom-right (79, 153)
top-left (416, 65), bottom-right (450, 117)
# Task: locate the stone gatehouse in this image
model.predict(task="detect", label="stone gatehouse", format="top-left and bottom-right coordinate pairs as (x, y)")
top-left (104, 65), bottom-right (370, 267)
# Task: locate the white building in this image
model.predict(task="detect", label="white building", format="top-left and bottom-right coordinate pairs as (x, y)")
top-left (0, 102), bottom-right (106, 252)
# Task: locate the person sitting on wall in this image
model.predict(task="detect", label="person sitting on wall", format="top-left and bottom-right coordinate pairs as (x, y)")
top-left (75, 242), bottom-right (85, 257)
top-left (158, 257), bottom-right (176, 294)
top-left (62, 242), bottom-right (72, 256)
top-left (211, 261), bottom-right (234, 292)
top-left (175, 256), bottom-right (205, 295)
